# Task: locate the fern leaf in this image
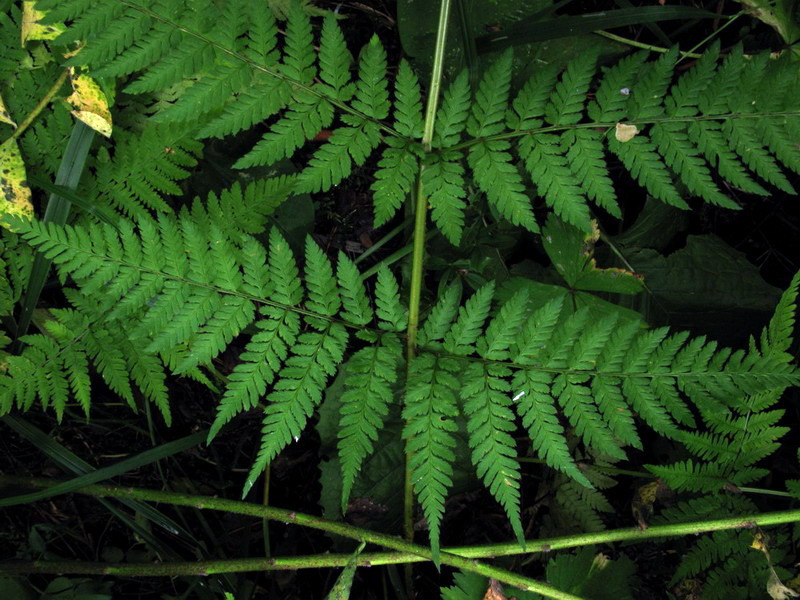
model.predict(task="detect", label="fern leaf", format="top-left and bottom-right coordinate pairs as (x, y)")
top-left (424, 151), bottom-right (467, 245)
top-left (462, 362), bottom-right (525, 543)
top-left (336, 253), bottom-right (373, 326)
top-left (346, 35), bottom-right (389, 121)
top-left (338, 341), bottom-right (400, 510)
top-left (509, 63), bottom-right (560, 129)
top-left (198, 76), bottom-right (290, 139)
top-left (650, 123), bottom-right (738, 209)
top-left (626, 48), bottom-right (676, 120)
top-left (467, 49), bottom-right (512, 138)
top-left (402, 353), bottom-right (459, 564)
top-left (468, 140), bottom-right (538, 232)
top-left (587, 51), bottom-right (647, 122)
top-left (433, 71), bottom-right (471, 149)
top-left (723, 120), bottom-right (796, 194)
top-left (153, 60), bottom-right (253, 124)
top-left (280, 2), bottom-right (316, 84)
top-left (375, 265), bottom-right (407, 332)
top-left (519, 133), bottom-right (591, 231)
top-left (318, 14), bottom-right (354, 101)
top-left (392, 60), bottom-right (424, 138)
top-left (418, 283), bottom-right (462, 347)
top-left (294, 123), bottom-right (381, 193)
top-left (443, 282), bottom-right (495, 355)
top-left (562, 129), bottom-right (619, 218)
top-left (687, 121), bottom-right (768, 195)
top-left (208, 307), bottom-right (301, 441)
top-left (371, 139), bottom-right (422, 228)
top-left (304, 237), bottom-right (341, 317)
top-left (607, 134), bottom-right (689, 210)
top-left (513, 369), bottom-right (589, 485)
top-left (246, 321), bottom-right (348, 495)
top-left (543, 51), bottom-right (597, 125)
top-left (764, 271), bottom-right (800, 355)
top-left (234, 94), bottom-right (334, 169)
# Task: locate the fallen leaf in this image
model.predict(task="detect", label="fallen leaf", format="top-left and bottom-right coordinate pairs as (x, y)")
top-left (615, 122), bottom-right (640, 142)
top-left (768, 567), bottom-right (799, 600)
top-left (484, 579), bottom-right (508, 600)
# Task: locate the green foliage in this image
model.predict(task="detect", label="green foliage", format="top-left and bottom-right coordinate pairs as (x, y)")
top-left (2, 1), bottom-right (800, 596)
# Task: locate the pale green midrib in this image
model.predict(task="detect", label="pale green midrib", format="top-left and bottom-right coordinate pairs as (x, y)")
top-left (114, 0), bottom-right (403, 141)
top-left (447, 110), bottom-right (800, 152)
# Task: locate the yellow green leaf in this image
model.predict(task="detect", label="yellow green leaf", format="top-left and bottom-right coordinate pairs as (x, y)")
top-left (21, 1), bottom-right (65, 45)
top-left (0, 93), bottom-right (16, 128)
top-left (615, 122), bottom-right (640, 143)
top-left (67, 70), bottom-right (113, 137)
top-left (0, 139), bottom-right (34, 230)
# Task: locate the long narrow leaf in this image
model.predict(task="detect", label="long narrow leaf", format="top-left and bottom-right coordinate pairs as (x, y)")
top-left (476, 7), bottom-right (720, 52)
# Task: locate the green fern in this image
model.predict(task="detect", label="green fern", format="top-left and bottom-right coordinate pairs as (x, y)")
top-left (34, 0), bottom-right (800, 241)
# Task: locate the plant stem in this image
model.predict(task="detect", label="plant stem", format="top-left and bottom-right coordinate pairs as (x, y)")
top-left (593, 31), bottom-right (703, 58)
top-left (403, 0), bottom-right (454, 588)
top-left (6, 69), bottom-right (70, 143)
top-left (3, 476), bottom-right (799, 583)
top-left (0, 476), bottom-right (580, 600)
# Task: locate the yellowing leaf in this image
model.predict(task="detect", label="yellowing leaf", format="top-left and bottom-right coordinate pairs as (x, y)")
top-left (483, 579), bottom-right (508, 600)
top-left (615, 122), bottom-right (640, 143)
top-left (768, 567), bottom-right (800, 600)
top-left (0, 139), bottom-right (34, 230)
top-left (21, 1), bottom-right (65, 45)
top-left (751, 531), bottom-right (769, 553)
top-left (67, 70), bottom-right (113, 137)
top-left (0, 93), bottom-right (15, 128)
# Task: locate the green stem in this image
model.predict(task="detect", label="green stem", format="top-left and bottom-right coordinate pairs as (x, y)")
top-left (0, 477), bottom-right (580, 600)
top-left (6, 69), bottom-right (70, 144)
top-left (403, 0), bottom-right (454, 585)
top-left (593, 31), bottom-right (703, 58)
top-left (2, 477), bottom-right (799, 583)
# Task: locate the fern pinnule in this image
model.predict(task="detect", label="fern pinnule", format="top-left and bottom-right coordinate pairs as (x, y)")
top-left (375, 265), bottom-right (407, 332)
top-left (424, 152), bottom-right (468, 245)
top-left (543, 50), bottom-right (597, 126)
top-left (433, 70), bottom-right (471, 149)
top-left (443, 282), bottom-right (495, 355)
top-left (337, 253), bottom-right (373, 326)
top-left (418, 283), bottom-right (462, 347)
top-left (304, 237), bottom-right (342, 317)
top-left (280, 1), bottom-right (316, 84)
top-left (318, 14), bottom-right (354, 101)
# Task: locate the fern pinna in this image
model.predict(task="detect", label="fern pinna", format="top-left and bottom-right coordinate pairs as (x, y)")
top-left (2, 0), bottom-right (800, 570)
